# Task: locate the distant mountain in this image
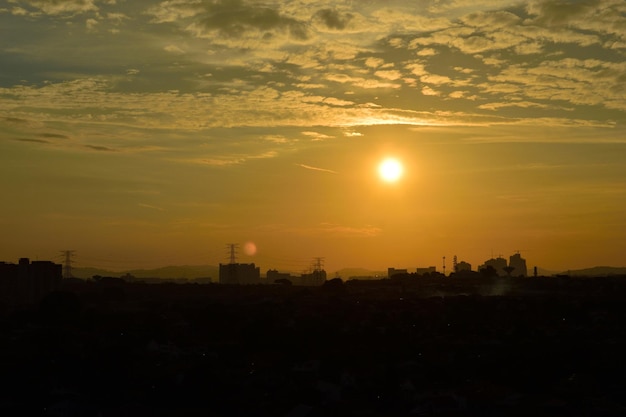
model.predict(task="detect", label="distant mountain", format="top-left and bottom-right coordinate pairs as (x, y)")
top-left (73, 265), bottom-right (218, 280)
top-left (559, 266), bottom-right (626, 277)
top-left (334, 267), bottom-right (387, 280)
top-left (72, 267), bottom-right (116, 279)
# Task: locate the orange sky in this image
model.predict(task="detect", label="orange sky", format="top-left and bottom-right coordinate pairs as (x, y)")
top-left (1, 1), bottom-right (625, 273)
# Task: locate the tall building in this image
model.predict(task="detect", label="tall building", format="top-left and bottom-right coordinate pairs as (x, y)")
top-left (509, 253), bottom-right (528, 277)
top-left (478, 257), bottom-right (508, 277)
top-left (219, 262), bottom-right (261, 285)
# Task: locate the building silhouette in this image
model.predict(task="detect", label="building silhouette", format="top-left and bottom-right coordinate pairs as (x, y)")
top-left (299, 268), bottom-right (327, 286)
top-left (266, 268), bottom-right (327, 286)
top-left (477, 253), bottom-right (529, 277)
top-left (389, 266), bottom-right (438, 278)
top-left (267, 269), bottom-right (292, 283)
top-left (455, 261), bottom-right (472, 272)
top-left (0, 258), bottom-right (62, 305)
top-left (388, 268), bottom-right (408, 278)
top-left (478, 257), bottom-right (508, 277)
top-left (219, 262), bottom-right (261, 285)
top-left (415, 266), bottom-right (437, 275)
top-left (509, 253), bottom-right (528, 277)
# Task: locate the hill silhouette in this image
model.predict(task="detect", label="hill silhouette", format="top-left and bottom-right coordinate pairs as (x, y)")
top-left (559, 266), bottom-right (626, 277)
top-left (73, 265), bottom-right (218, 280)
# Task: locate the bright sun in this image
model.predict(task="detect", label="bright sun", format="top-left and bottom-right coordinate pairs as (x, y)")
top-left (378, 158), bottom-right (403, 182)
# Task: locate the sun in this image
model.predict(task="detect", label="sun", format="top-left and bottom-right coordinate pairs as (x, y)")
top-left (378, 158), bottom-right (403, 182)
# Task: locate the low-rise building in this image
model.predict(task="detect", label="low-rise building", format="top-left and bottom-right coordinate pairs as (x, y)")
top-left (219, 263), bottom-right (260, 285)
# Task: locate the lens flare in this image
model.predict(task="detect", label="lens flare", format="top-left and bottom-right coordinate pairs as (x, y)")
top-left (243, 241), bottom-right (257, 256)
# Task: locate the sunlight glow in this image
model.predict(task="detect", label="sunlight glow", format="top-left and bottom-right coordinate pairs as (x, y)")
top-left (378, 158), bottom-right (404, 182)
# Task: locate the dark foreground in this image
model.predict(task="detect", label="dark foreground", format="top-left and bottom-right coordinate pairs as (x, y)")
top-left (2, 276), bottom-right (626, 416)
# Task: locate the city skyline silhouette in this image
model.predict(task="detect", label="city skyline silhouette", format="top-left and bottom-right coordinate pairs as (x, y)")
top-left (2, 252), bottom-right (626, 415)
top-left (1, 2), bottom-right (625, 415)
top-left (1, 1), bottom-right (624, 274)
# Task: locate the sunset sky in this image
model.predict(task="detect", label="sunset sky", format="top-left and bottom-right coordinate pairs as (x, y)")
top-left (1, 0), bottom-right (625, 274)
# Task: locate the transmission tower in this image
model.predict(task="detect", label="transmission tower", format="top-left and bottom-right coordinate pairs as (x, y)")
top-left (61, 250), bottom-right (76, 279)
top-left (226, 243), bottom-right (239, 264)
top-left (312, 257), bottom-right (325, 272)
top-left (453, 255), bottom-right (458, 273)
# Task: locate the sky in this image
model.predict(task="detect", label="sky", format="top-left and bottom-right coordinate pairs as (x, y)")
top-left (1, 0), bottom-right (625, 274)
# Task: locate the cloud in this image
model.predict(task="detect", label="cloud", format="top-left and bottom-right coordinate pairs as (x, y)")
top-left (323, 97), bottom-right (354, 107)
top-left (365, 57), bottom-right (385, 68)
top-left (1, 0), bottom-right (624, 137)
top-left (297, 164), bottom-right (337, 174)
top-left (375, 70), bottom-right (402, 81)
top-left (302, 131), bottom-right (333, 141)
top-left (19, 0), bottom-right (99, 15)
top-left (2, 117), bottom-right (29, 124)
top-left (261, 134), bottom-right (291, 144)
top-left (85, 144), bottom-right (118, 152)
top-left (526, 0), bottom-right (601, 26)
top-left (422, 86), bottom-right (440, 96)
top-left (138, 203), bottom-right (165, 211)
top-left (189, 150), bottom-right (278, 167)
top-left (38, 133), bottom-right (70, 139)
top-left (164, 44), bottom-right (185, 54)
top-left (145, 0), bottom-right (203, 23)
top-left (484, 58), bottom-right (626, 110)
top-left (416, 48), bottom-right (437, 56)
top-left (313, 8), bottom-right (353, 30)
top-left (11, 7), bottom-right (29, 16)
top-left (15, 138), bottom-right (50, 144)
top-left (478, 101), bottom-right (550, 110)
top-left (148, 0), bottom-right (309, 44)
top-left (317, 222), bottom-right (382, 237)
top-left (461, 10), bottom-right (521, 28)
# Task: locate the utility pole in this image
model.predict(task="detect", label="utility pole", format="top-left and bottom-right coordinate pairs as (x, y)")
top-left (442, 256), bottom-right (446, 277)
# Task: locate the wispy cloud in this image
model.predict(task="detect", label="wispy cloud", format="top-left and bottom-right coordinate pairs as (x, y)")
top-left (317, 222), bottom-right (382, 237)
top-left (302, 131), bottom-right (334, 141)
top-left (138, 203), bottom-right (165, 212)
top-left (15, 138), bottom-right (49, 144)
top-left (187, 151), bottom-right (279, 167)
top-left (85, 145), bottom-right (118, 152)
top-left (38, 133), bottom-right (70, 139)
top-left (297, 164), bottom-right (338, 174)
